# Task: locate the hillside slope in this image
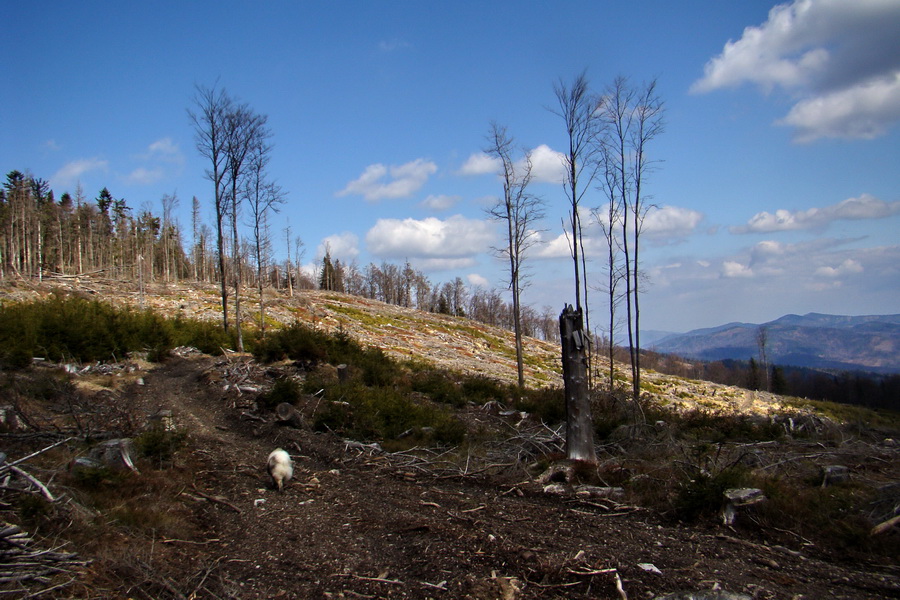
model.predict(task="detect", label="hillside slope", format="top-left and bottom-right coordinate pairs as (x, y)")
top-left (1, 278), bottom-right (792, 416)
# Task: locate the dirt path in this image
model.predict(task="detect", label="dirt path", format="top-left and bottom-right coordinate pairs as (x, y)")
top-left (111, 356), bottom-right (900, 599)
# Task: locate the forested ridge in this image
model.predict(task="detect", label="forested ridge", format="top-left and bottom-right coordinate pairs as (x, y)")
top-left (0, 169), bottom-right (560, 340)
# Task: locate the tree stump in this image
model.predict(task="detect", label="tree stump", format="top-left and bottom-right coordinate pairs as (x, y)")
top-left (275, 402), bottom-right (305, 428)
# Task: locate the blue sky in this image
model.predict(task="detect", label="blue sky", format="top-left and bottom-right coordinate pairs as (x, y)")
top-left (3, 1), bottom-right (899, 333)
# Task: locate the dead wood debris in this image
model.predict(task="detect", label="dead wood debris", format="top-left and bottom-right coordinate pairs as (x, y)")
top-left (0, 523), bottom-right (87, 597)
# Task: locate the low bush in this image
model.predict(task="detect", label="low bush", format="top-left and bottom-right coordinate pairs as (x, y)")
top-left (258, 378), bottom-right (302, 411)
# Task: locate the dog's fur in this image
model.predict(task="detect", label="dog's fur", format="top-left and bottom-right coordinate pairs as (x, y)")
top-left (266, 448), bottom-right (293, 491)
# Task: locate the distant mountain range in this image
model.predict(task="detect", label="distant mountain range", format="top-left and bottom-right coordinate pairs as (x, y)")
top-left (649, 313), bottom-right (900, 374)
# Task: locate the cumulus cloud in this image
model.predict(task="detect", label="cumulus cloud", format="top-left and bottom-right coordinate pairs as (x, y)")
top-left (778, 72), bottom-right (900, 142)
top-left (51, 157), bottom-right (109, 189)
top-left (458, 152), bottom-right (501, 176)
top-left (338, 158), bottom-right (437, 201)
top-left (732, 194), bottom-right (900, 233)
top-left (642, 205), bottom-right (705, 240)
top-left (533, 231), bottom-right (606, 260)
top-left (467, 273), bottom-right (490, 288)
top-left (420, 194), bottom-right (460, 211)
top-left (525, 144), bottom-right (567, 184)
top-left (691, 0), bottom-right (900, 142)
top-left (365, 215), bottom-right (495, 261)
top-left (317, 232), bottom-right (360, 262)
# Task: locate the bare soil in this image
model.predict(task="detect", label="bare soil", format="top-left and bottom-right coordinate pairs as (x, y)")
top-left (20, 353), bottom-right (891, 600)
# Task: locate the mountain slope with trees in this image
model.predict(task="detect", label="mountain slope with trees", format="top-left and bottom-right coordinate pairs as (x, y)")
top-left (651, 313), bottom-right (900, 374)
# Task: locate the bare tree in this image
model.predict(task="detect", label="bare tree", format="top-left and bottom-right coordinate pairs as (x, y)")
top-left (485, 122), bottom-right (545, 389)
top-left (189, 83), bottom-right (232, 331)
top-left (596, 76), bottom-right (664, 403)
top-left (551, 71), bottom-right (599, 315)
top-left (223, 98), bottom-right (270, 352)
top-left (244, 134), bottom-right (283, 336)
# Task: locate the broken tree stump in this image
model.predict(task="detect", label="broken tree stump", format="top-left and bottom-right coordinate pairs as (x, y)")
top-left (559, 305), bottom-right (596, 463)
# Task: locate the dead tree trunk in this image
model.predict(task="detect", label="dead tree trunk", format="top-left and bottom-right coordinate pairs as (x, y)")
top-left (559, 305), bottom-right (597, 463)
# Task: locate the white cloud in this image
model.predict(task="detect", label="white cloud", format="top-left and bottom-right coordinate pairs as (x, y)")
top-left (722, 261), bottom-right (754, 278)
top-left (124, 138), bottom-right (185, 185)
top-left (420, 194), bottom-right (460, 211)
top-left (815, 258), bottom-right (864, 277)
top-left (124, 166), bottom-right (165, 185)
top-left (778, 72), bottom-right (900, 142)
top-left (43, 139), bottom-right (61, 152)
top-left (467, 273), bottom-right (490, 288)
top-left (317, 232), bottom-right (360, 262)
top-left (643, 205), bottom-right (705, 240)
top-left (691, 0), bottom-right (900, 141)
top-left (144, 137), bottom-right (184, 162)
top-left (732, 194), bottom-right (900, 233)
top-left (337, 158), bottom-right (437, 201)
top-left (525, 144), bottom-right (567, 184)
top-left (533, 231), bottom-right (605, 260)
top-left (458, 152), bottom-right (501, 176)
top-left (365, 215), bottom-right (495, 260)
top-left (51, 157), bottom-right (109, 189)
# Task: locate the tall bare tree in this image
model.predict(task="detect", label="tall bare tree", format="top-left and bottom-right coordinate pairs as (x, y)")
top-left (189, 83), bottom-right (232, 331)
top-left (551, 72), bottom-right (599, 315)
top-left (596, 76), bottom-right (664, 403)
top-left (224, 101), bottom-right (269, 352)
top-left (244, 136), bottom-right (284, 336)
top-left (485, 122), bottom-right (545, 389)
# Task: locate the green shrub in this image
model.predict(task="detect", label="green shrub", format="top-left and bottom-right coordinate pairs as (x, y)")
top-left (674, 466), bottom-right (750, 521)
top-left (312, 382), bottom-right (464, 447)
top-left (258, 378), bottom-right (302, 411)
top-left (411, 369), bottom-right (466, 407)
top-left (252, 321), bottom-right (330, 363)
top-left (515, 387), bottom-right (566, 424)
top-left (461, 376), bottom-right (509, 404)
top-left (134, 426), bottom-right (187, 468)
top-left (171, 316), bottom-right (233, 355)
top-left (0, 296), bottom-right (177, 366)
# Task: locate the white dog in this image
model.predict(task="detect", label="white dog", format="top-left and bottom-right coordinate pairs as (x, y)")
top-left (266, 448), bottom-right (293, 491)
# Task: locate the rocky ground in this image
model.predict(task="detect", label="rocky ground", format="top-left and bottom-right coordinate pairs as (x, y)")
top-left (1, 280), bottom-right (898, 599)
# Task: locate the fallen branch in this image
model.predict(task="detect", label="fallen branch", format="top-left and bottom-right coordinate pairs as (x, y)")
top-left (190, 484), bottom-right (242, 513)
top-left (331, 573), bottom-right (405, 585)
top-left (7, 467), bottom-right (54, 502)
top-left (871, 513), bottom-right (900, 536)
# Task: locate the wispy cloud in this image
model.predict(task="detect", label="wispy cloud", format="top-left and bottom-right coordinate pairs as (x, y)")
top-left (691, 0), bottom-right (900, 142)
top-left (420, 194), bottom-right (461, 211)
top-left (51, 157), bottom-right (109, 190)
top-left (125, 137), bottom-right (185, 185)
top-left (337, 158), bottom-right (437, 202)
top-left (124, 166), bottom-right (165, 185)
top-left (378, 38), bottom-right (412, 53)
top-left (731, 194), bottom-right (900, 233)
